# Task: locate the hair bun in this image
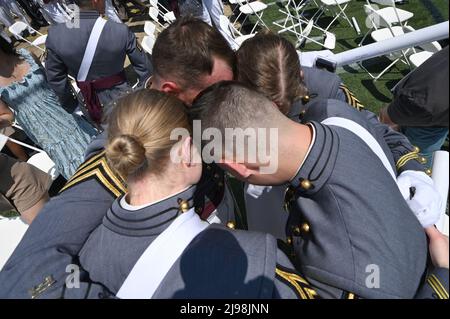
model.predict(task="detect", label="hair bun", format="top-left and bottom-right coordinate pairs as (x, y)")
top-left (106, 135), bottom-right (147, 178)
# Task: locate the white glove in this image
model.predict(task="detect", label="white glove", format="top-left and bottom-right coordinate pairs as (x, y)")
top-left (246, 184), bottom-right (272, 199)
top-left (397, 170), bottom-right (443, 228)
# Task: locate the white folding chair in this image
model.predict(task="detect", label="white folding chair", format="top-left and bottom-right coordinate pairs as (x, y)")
top-left (359, 0), bottom-right (413, 46)
top-left (141, 35), bottom-right (156, 54)
top-left (273, 1), bottom-right (337, 50)
top-left (0, 133), bottom-right (59, 180)
top-left (8, 21), bottom-right (47, 52)
top-left (409, 41), bottom-right (442, 68)
top-left (149, 0), bottom-right (176, 24)
top-left (219, 15), bottom-right (256, 49)
top-left (359, 4), bottom-right (414, 81)
top-left (315, 0), bottom-right (353, 31)
top-left (144, 20), bottom-right (157, 37)
top-left (232, 0), bottom-right (269, 34)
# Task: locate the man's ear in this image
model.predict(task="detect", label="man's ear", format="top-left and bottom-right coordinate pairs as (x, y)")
top-left (161, 82), bottom-right (181, 96)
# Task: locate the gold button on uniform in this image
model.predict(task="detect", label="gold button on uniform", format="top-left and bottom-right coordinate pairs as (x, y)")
top-left (302, 95), bottom-right (310, 104)
top-left (413, 146), bottom-right (420, 153)
top-left (179, 200), bottom-right (190, 213)
top-left (226, 221), bottom-right (236, 229)
top-left (419, 157), bottom-right (427, 165)
top-left (300, 179), bottom-right (312, 190)
top-left (301, 223), bottom-right (310, 234)
top-left (425, 168), bottom-right (432, 176)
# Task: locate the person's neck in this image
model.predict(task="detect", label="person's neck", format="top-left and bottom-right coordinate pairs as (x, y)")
top-left (126, 174), bottom-right (191, 207)
top-left (279, 123), bottom-right (313, 183)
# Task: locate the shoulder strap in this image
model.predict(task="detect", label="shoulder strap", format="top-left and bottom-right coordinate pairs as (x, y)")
top-left (117, 208), bottom-right (210, 299)
top-left (321, 117), bottom-right (397, 181)
top-left (77, 17), bottom-right (107, 82)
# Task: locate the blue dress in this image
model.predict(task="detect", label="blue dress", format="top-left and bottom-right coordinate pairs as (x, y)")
top-left (0, 49), bottom-right (97, 179)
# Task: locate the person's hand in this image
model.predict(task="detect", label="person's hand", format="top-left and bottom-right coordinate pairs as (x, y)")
top-left (397, 170), bottom-right (442, 228)
top-left (379, 106), bottom-right (400, 131)
top-left (425, 227), bottom-right (449, 269)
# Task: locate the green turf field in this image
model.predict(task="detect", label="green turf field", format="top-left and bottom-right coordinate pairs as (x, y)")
top-left (255, 0), bottom-right (449, 113)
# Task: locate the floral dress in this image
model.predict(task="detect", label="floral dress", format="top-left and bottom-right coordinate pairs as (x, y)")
top-left (0, 49), bottom-right (97, 179)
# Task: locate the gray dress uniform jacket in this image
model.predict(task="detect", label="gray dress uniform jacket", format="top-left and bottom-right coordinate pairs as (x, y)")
top-left (78, 186), bottom-right (317, 299)
top-left (245, 68), bottom-right (426, 242)
top-left (284, 99), bottom-right (430, 299)
top-left (0, 131), bottom-right (235, 298)
top-left (45, 10), bottom-right (151, 113)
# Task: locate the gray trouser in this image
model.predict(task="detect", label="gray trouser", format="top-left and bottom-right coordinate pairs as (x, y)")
top-left (201, 0), bottom-right (236, 50)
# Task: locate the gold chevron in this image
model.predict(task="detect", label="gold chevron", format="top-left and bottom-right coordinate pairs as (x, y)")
top-left (275, 268), bottom-right (318, 299)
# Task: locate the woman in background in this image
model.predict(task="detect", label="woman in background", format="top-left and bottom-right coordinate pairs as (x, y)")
top-left (0, 37), bottom-right (97, 179)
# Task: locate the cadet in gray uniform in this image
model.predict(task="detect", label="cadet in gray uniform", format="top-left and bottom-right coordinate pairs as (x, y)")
top-left (0, 18), bottom-right (235, 299)
top-left (191, 81), bottom-right (446, 299)
top-left (45, 0), bottom-right (151, 120)
top-left (77, 89), bottom-right (312, 299)
top-left (237, 32), bottom-right (430, 239)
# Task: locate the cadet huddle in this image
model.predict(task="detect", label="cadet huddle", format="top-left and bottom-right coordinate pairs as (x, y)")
top-left (0, 4), bottom-right (448, 300)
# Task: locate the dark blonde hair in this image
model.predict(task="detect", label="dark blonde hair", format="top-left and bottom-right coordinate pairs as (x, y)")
top-left (236, 31), bottom-right (307, 115)
top-left (106, 90), bottom-right (191, 180)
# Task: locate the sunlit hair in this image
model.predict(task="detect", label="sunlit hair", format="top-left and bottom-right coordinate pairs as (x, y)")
top-left (106, 89), bottom-right (191, 180)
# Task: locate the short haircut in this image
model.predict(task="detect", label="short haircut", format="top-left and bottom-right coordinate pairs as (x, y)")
top-left (152, 16), bottom-right (235, 91)
top-left (236, 31), bottom-right (307, 114)
top-left (190, 81), bottom-right (285, 161)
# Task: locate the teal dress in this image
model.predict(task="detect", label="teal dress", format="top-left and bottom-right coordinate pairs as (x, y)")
top-left (0, 49), bottom-right (97, 179)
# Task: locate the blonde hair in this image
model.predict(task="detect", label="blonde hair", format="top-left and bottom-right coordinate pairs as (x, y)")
top-left (105, 89), bottom-right (191, 180)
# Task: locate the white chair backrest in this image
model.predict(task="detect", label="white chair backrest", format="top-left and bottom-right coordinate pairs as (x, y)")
top-left (0, 134), bottom-right (8, 151)
top-left (144, 21), bottom-right (156, 37)
top-left (364, 4), bottom-right (392, 30)
top-left (8, 21), bottom-right (28, 36)
top-left (302, 19), bottom-right (314, 38)
top-left (27, 152), bottom-right (59, 180)
top-left (419, 41), bottom-right (442, 53)
top-left (370, 0), bottom-right (395, 6)
top-left (149, 6), bottom-right (159, 21)
top-left (149, 0), bottom-right (158, 7)
top-left (219, 15), bottom-right (243, 37)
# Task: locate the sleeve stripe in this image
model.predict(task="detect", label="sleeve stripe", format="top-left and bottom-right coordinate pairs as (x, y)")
top-left (429, 274), bottom-right (449, 299)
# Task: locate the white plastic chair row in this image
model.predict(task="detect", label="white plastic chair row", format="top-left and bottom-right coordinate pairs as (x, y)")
top-left (229, 0), bottom-right (269, 34)
top-left (148, 0), bottom-right (176, 30)
top-left (273, 0), bottom-right (336, 50)
top-left (359, 4), bottom-right (415, 81)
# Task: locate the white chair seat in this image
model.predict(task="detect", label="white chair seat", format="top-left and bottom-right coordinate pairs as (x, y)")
top-left (320, 0), bottom-right (351, 6)
top-left (32, 34), bottom-right (47, 46)
top-left (234, 34), bottom-right (256, 46)
top-left (0, 217), bottom-right (28, 271)
top-left (409, 51), bottom-right (434, 68)
top-left (163, 11), bottom-right (176, 22)
top-left (371, 25), bottom-right (405, 42)
top-left (239, 1), bottom-right (268, 14)
top-left (144, 21), bottom-right (157, 37)
top-left (27, 152), bottom-right (59, 181)
top-left (375, 7), bottom-right (413, 26)
top-left (141, 36), bottom-right (156, 54)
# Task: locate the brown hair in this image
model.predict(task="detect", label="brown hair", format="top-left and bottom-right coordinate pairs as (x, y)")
top-left (236, 31), bottom-right (307, 114)
top-left (152, 16), bottom-right (236, 91)
top-left (106, 90), bottom-right (191, 180)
